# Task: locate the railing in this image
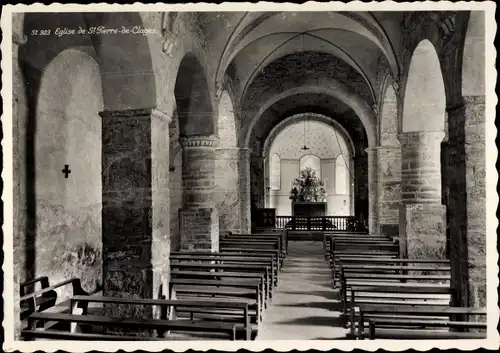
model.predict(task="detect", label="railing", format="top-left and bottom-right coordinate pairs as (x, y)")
top-left (275, 216), bottom-right (366, 232)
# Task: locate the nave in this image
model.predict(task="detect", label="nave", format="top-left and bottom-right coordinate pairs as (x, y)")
top-left (20, 231), bottom-right (487, 341)
top-left (8, 7), bottom-right (493, 346)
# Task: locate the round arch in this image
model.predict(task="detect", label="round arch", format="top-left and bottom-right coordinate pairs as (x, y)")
top-left (402, 39), bottom-right (446, 133)
top-left (20, 12), bottom-right (156, 111)
top-left (245, 83), bottom-right (376, 148)
top-left (379, 75), bottom-right (399, 146)
top-left (217, 90), bottom-right (237, 148)
top-left (263, 113), bottom-right (356, 159)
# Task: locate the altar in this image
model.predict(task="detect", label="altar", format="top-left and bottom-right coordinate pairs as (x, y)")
top-left (292, 201), bottom-right (327, 217)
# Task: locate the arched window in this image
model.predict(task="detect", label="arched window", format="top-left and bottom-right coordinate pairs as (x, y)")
top-left (270, 153), bottom-right (281, 190)
top-left (299, 154), bottom-right (321, 178)
top-left (335, 155), bottom-right (348, 195)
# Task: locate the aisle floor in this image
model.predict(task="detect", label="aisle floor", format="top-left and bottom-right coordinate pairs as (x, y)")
top-left (256, 241), bottom-right (349, 340)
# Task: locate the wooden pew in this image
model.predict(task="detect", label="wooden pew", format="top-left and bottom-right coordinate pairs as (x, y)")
top-left (22, 295), bottom-right (252, 341)
top-left (20, 277), bottom-right (89, 320)
top-left (330, 242), bottom-right (400, 286)
top-left (347, 285), bottom-right (453, 333)
top-left (333, 257), bottom-right (449, 287)
top-left (170, 255), bottom-right (276, 291)
top-left (218, 247), bottom-right (282, 273)
top-left (170, 269), bottom-right (268, 315)
top-left (365, 306), bottom-right (487, 340)
top-left (169, 278), bottom-right (262, 323)
top-left (227, 232), bottom-right (288, 257)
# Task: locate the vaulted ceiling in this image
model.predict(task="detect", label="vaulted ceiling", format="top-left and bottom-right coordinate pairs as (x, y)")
top-left (197, 11), bottom-right (406, 150)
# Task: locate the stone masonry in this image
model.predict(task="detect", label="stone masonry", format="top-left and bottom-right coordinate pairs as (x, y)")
top-left (377, 145), bottom-right (402, 238)
top-left (447, 97), bottom-right (486, 308)
top-left (366, 147), bottom-right (380, 235)
top-left (99, 108), bottom-right (170, 322)
top-left (398, 131), bottom-right (447, 260)
top-left (179, 135), bottom-right (220, 251)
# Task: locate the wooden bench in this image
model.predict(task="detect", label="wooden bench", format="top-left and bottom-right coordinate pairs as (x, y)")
top-left (169, 277), bottom-right (263, 323)
top-left (227, 232), bottom-right (287, 257)
top-left (365, 306), bottom-right (487, 340)
top-left (170, 269), bottom-right (269, 303)
top-left (333, 257), bottom-right (449, 287)
top-left (170, 256), bottom-right (276, 290)
top-left (347, 285), bottom-right (453, 332)
top-left (20, 277), bottom-right (89, 320)
top-left (225, 235), bottom-right (284, 258)
top-left (22, 295), bottom-right (252, 341)
top-left (217, 247), bottom-right (282, 271)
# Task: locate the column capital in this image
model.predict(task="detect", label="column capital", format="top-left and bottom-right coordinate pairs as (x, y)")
top-left (179, 135), bottom-right (219, 149)
top-left (397, 131), bottom-right (446, 145)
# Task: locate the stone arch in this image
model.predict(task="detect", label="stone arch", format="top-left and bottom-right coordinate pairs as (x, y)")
top-left (377, 75), bottom-right (402, 238)
top-left (34, 49), bottom-right (103, 296)
top-left (20, 12), bottom-right (157, 111)
top-left (217, 90), bottom-right (238, 148)
top-left (263, 113), bottom-right (356, 159)
top-left (244, 82), bottom-right (376, 148)
top-left (379, 76), bottom-right (399, 146)
top-left (174, 53), bottom-right (217, 137)
top-left (402, 39), bottom-right (446, 133)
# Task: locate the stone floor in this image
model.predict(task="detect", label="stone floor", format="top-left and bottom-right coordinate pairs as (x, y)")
top-left (256, 241), bottom-right (349, 340)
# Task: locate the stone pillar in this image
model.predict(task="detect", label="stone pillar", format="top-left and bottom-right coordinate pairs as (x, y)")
top-left (100, 108), bottom-right (170, 322)
top-left (398, 131), bottom-right (446, 260)
top-left (250, 153), bottom-right (265, 209)
top-left (215, 147), bottom-right (241, 235)
top-left (239, 148), bottom-right (253, 233)
top-left (377, 145), bottom-right (402, 238)
top-left (353, 153), bottom-right (369, 223)
top-left (179, 135), bottom-right (219, 251)
top-left (13, 36), bottom-right (29, 340)
top-left (366, 147), bottom-right (380, 235)
top-left (447, 97), bottom-right (486, 308)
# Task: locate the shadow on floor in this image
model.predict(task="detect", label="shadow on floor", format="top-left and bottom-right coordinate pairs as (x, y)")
top-left (273, 315), bottom-right (345, 327)
top-left (276, 301), bottom-right (343, 311)
top-left (280, 290), bottom-right (339, 299)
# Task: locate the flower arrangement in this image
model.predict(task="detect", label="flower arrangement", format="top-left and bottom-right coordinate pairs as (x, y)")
top-left (290, 167), bottom-right (327, 202)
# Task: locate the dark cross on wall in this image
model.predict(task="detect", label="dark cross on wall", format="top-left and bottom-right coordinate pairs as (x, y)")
top-left (62, 164), bottom-right (71, 178)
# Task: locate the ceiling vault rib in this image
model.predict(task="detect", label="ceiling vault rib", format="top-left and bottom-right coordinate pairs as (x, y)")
top-left (304, 32), bottom-right (377, 103)
top-left (215, 12), bottom-right (249, 88)
top-left (240, 33), bottom-right (306, 100)
top-left (367, 12), bottom-right (402, 76)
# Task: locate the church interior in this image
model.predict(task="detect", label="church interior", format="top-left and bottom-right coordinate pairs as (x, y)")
top-left (10, 9), bottom-right (491, 342)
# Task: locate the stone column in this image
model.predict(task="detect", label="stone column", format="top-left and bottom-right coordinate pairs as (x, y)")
top-left (215, 147), bottom-right (241, 235)
top-left (179, 135), bottom-right (219, 251)
top-left (250, 153), bottom-right (265, 209)
top-left (239, 148), bottom-right (253, 233)
top-left (398, 131), bottom-right (446, 260)
top-left (366, 147), bottom-right (380, 235)
top-left (352, 154), bottom-right (369, 223)
top-left (377, 145), bottom-right (402, 238)
top-left (447, 97), bottom-right (486, 308)
top-left (100, 108), bottom-right (170, 322)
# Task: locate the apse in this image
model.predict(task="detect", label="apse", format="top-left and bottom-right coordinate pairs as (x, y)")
top-left (267, 119), bottom-right (352, 216)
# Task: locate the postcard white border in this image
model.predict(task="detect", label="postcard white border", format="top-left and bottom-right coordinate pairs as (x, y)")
top-left (2, 1), bottom-right (498, 352)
